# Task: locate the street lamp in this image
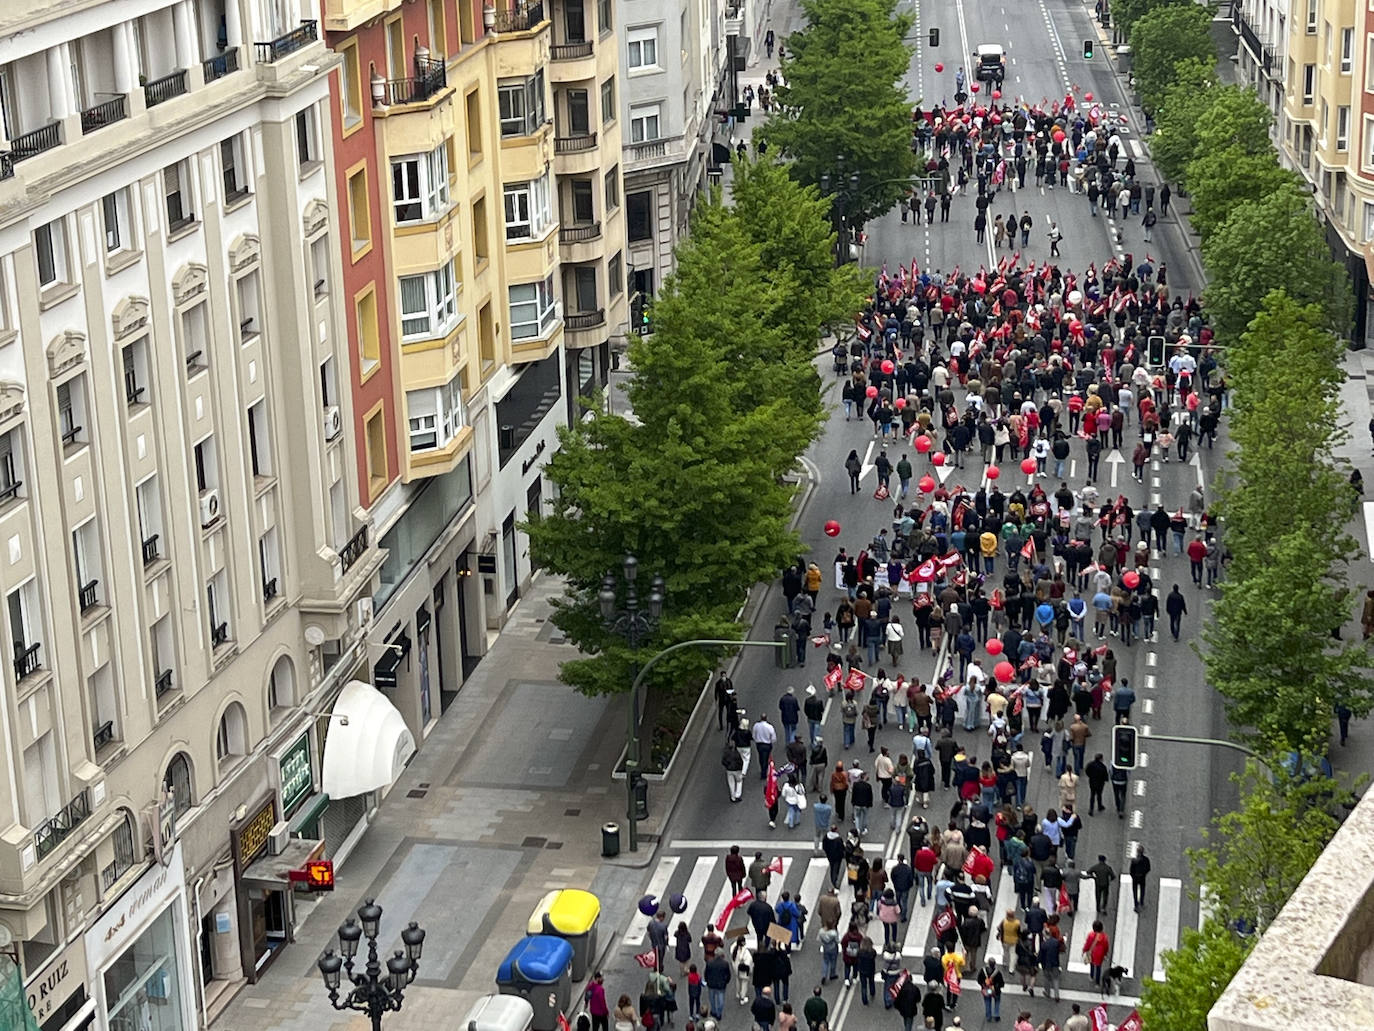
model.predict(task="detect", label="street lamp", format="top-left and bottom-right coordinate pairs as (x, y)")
top-left (601, 554), bottom-right (665, 852)
top-left (819, 156), bottom-right (863, 267)
top-left (318, 899), bottom-right (426, 1031)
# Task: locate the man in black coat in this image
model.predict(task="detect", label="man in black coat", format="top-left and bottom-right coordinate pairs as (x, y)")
top-left (748, 892), bottom-right (776, 948)
top-left (1165, 585), bottom-right (1188, 641)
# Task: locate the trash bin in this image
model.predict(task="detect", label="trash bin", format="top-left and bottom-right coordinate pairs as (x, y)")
top-left (527, 889), bottom-right (601, 980)
top-left (601, 821), bottom-right (620, 857)
top-left (496, 936), bottom-right (574, 1031)
top-left (464, 994), bottom-right (535, 1031)
top-left (1116, 44), bottom-right (1132, 74)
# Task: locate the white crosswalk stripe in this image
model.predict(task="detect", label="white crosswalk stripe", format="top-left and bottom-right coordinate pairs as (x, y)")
top-left (674, 857), bottom-right (717, 940)
top-left (624, 856), bottom-right (680, 946)
top-left (1112, 873), bottom-right (1139, 975)
top-left (1066, 896), bottom-right (1097, 974)
top-left (798, 857), bottom-right (831, 937)
top-left (1152, 878), bottom-right (1183, 981)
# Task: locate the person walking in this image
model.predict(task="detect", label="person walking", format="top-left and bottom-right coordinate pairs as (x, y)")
top-left (846, 450), bottom-right (862, 494)
top-left (754, 714), bottom-right (778, 778)
top-left (1110, 763), bottom-right (1129, 817)
top-left (703, 953), bottom-right (731, 1019)
top-left (1084, 754), bottom-right (1108, 815)
top-left (1142, 208), bottom-right (1157, 242)
top-left (1165, 585), bottom-right (1188, 641)
top-left (587, 971), bottom-right (611, 1031)
top-left (1129, 846), bottom-right (1152, 912)
top-left (1046, 220), bottom-right (1062, 256)
top-left (977, 958), bottom-right (1004, 1023)
top-left (1085, 855), bottom-right (1115, 912)
top-left (1081, 922), bottom-right (1111, 985)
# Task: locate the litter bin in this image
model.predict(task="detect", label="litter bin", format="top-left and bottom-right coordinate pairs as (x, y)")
top-left (527, 889), bottom-right (601, 980)
top-left (464, 994), bottom-right (535, 1031)
top-left (496, 936), bottom-right (574, 1031)
top-left (601, 821), bottom-right (620, 857)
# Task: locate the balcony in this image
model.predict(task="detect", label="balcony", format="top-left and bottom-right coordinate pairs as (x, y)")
top-left (143, 69), bottom-right (188, 108)
top-left (78, 580), bottom-right (100, 613)
top-left (92, 720), bottom-right (115, 751)
top-left (203, 48), bottom-right (241, 82)
top-left (80, 95), bottom-right (127, 135)
top-left (33, 789), bottom-right (91, 861)
top-left (141, 534), bottom-right (160, 566)
top-left (566, 308), bottom-right (606, 331)
top-left (492, 1), bottom-right (547, 31)
top-left (551, 40), bottom-right (594, 60)
top-left (555, 132), bottom-right (598, 154)
top-left (378, 55), bottom-right (447, 105)
top-left (255, 20), bottom-right (319, 63)
top-left (560, 221), bottom-right (602, 244)
top-left (155, 669), bottom-right (173, 697)
top-left (9, 123), bottom-right (62, 163)
top-left (340, 525), bottom-right (369, 574)
top-left (13, 642), bottom-right (41, 682)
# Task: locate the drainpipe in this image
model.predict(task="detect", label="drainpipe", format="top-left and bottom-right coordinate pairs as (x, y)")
top-left (192, 875), bottom-right (209, 1029)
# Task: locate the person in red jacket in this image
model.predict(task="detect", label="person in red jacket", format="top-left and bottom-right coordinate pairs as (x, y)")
top-left (914, 845), bottom-right (940, 906)
top-left (1081, 920), bottom-right (1110, 984)
top-left (1186, 536), bottom-right (1208, 586)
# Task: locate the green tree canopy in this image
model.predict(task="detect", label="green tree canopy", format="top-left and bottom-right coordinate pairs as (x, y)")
top-left (1112, 0), bottom-right (1193, 46)
top-left (759, 0), bottom-right (917, 225)
top-left (1185, 145), bottom-right (1300, 238)
top-left (1130, 4), bottom-right (1216, 113)
top-left (1149, 58), bottom-right (1220, 184)
top-left (1141, 919), bottom-right (1254, 1031)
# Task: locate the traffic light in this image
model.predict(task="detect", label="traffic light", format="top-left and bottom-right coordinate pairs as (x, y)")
top-left (1147, 335), bottom-right (1166, 367)
top-left (1083, 38), bottom-right (1094, 59)
top-left (1112, 725), bottom-right (1138, 770)
top-left (629, 771), bottom-right (650, 819)
top-left (929, 27), bottom-right (940, 46)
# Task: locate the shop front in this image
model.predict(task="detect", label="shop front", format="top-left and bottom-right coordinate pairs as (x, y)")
top-left (85, 844), bottom-right (195, 1031)
top-left (22, 937), bottom-right (94, 1031)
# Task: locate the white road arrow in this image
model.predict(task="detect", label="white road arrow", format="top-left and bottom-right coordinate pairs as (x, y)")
top-left (1106, 448), bottom-right (1125, 488)
top-left (1189, 451), bottom-right (1204, 488)
top-left (860, 439), bottom-right (876, 480)
top-left (935, 463), bottom-right (955, 484)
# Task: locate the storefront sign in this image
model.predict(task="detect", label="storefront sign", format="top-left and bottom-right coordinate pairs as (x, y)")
top-left (24, 938), bottom-right (84, 1026)
top-left (278, 734), bottom-right (313, 817)
top-left (231, 798), bottom-right (277, 875)
top-left (86, 843), bottom-right (185, 969)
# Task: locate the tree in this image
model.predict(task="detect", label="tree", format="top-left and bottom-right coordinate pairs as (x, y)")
top-left (1111, 0), bottom-right (1193, 46)
top-left (1185, 145), bottom-right (1299, 238)
top-left (1130, 4), bottom-right (1215, 113)
top-left (759, 0), bottom-right (917, 226)
top-left (1148, 58), bottom-right (1219, 185)
top-left (1202, 187), bottom-right (1351, 343)
top-left (1140, 919), bottom-right (1253, 1031)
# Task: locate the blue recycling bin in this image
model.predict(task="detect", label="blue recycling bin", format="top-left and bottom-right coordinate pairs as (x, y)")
top-left (496, 936), bottom-right (574, 1031)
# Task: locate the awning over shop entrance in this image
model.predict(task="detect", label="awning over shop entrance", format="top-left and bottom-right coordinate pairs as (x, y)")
top-left (320, 680), bottom-right (416, 799)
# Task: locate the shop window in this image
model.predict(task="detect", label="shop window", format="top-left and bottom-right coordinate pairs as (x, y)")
top-left (102, 905), bottom-right (186, 1031)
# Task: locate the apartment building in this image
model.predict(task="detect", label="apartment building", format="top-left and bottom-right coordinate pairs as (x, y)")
top-left (1282, 0), bottom-right (1374, 344)
top-left (618, 0), bottom-right (728, 302)
top-left (320, 0), bottom-right (626, 754)
top-left (1231, 0), bottom-right (1289, 137)
top-left (0, 0), bottom-right (416, 1027)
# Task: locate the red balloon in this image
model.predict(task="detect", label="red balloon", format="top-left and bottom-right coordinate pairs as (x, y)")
top-left (986, 466), bottom-right (1000, 480)
top-left (985, 639), bottom-right (1004, 657)
top-left (932, 451), bottom-right (946, 467)
top-left (990, 113), bottom-right (1002, 125)
top-left (1122, 570), bottom-right (1141, 589)
top-left (824, 520), bottom-right (842, 538)
top-left (1084, 91), bottom-right (1094, 102)
top-left (866, 385), bottom-right (879, 398)
top-left (1020, 457), bottom-right (1037, 475)
top-left (994, 661), bottom-right (1016, 684)
top-left (895, 397), bottom-right (908, 410)
top-left (1069, 319), bottom-right (1083, 334)
top-left (1053, 130), bottom-right (1066, 143)
top-left (918, 475), bottom-right (936, 493)
top-left (882, 359), bottom-right (896, 375)
top-left (935, 63), bottom-right (945, 73)
top-left (992, 90), bottom-right (1002, 99)
top-left (971, 83), bottom-right (980, 93)
top-left (915, 435), bottom-right (933, 454)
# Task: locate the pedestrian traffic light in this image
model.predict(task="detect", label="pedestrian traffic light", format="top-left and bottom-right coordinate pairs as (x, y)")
top-left (1112, 725), bottom-right (1138, 770)
top-left (929, 27), bottom-right (940, 46)
top-left (1147, 335), bottom-right (1166, 367)
top-left (1083, 38), bottom-right (1094, 59)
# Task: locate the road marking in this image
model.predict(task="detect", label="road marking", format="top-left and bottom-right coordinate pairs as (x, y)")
top-left (1152, 878), bottom-right (1183, 980)
top-left (1151, 460), bottom-right (1160, 472)
top-left (624, 856), bottom-right (681, 945)
top-left (673, 856), bottom-right (718, 937)
top-left (1143, 675), bottom-right (1156, 690)
top-left (861, 439), bottom-right (876, 479)
top-left (1146, 652), bottom-right (1158, 667)
top-left (1134, 779), bottom-right (1146, 797)
top-left (1151, 476), bottom-right (1161, 489)
top-left (1140, 725), bottom-right (1152, 736)
top-left (1067, 892), bottom-right (1097, 973)
top-left (798, 858), bottom-right (831, 936)
top-left (669, 839), bottom-right (890, 851)
top-left (1130, 139), bottom-right (1143, 159)
top-left (1113, 866), bottom-right (1141, 973)
top-left (1130, 809), bottom-right (1144, 829)
top-left (1142, 699), bottom-right (1154, 715)
top-left (1138, 751), bottom-right (1149, 768)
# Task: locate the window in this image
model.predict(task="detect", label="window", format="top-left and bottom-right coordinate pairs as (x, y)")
top-left (136, 476), bottom-right (162, 562)
top-left (573, 266), bottom-right (597, 311)
top-left (407, 377), bottom-right (467, 452)
top-left (182, 302), bottom-right (209, 374)
top-left (1368, 35), bottom-right (1374, 90)
top-left (391, 143), bottom-right (451, 223)
top-left (194, 436), bottom-right (219, 494)
top-left (628, 26), bottom-right (660, 70)
top-left (465, 87), bottom-right (483, 157)
top-left (627, 191), bottom-right (654, 242)
top-left (102, 189), bottom-right (133, 255)
top-left (247, 400), bottom-right (272, 477)
top-left (215, 700), bottom-right (247, 764)
top-left (123, 338), bottom-right (149, 406)
top-left (386, 17), bottom-right (404, 78)
top-left (508, 274), bottom-right (558, 339)
top-left (601, 78), bottom-right (616, 124)
top-left (1342, 27), bottom-right (1354, 71)
top-left (1364, 201), bottom-right (1374, 243)
top-left (88, 665), bottom-right (117, 748)
top-left (320, 356), bottom-right (337, 408)
top-left (56, 374), bottom-right (87, 448)
top-left (365, 408), bottom-right (388, 491)
top-left (356, 287), bottom-right (380, 370)
top-left (259, 527), bottom-right (281, 604)
top-left (498, 71), bottom-right (546, 137)
top-left (571, 179), bottom-right (595, 222)
top-left (479, 301), bottom-right (496, 369)
top-left (1325, 22), bottom-right (1333, 63)
top-left (163, 753), bottom-right (193, 815)
top-left (237, 271), bottom-right (261, 341)
top-left (73, 519), bottom-right (102, 610)
top-left (34, 220), bottom-right (68, 289)
top-left (1303, 63), bottom-right (1316, 104)
top-left (598, 0), bottom-right (612, 33)
top-left (567, 88), bottom-right (591, 134)
top-left (340, 41), bottom-right (363, 125)
top-left (296, 108), bottom-right (319, 167)
top-left (1321, 99), bottom-right (1330, 137)
top-left (164, 161), bottom-right (194, 230)
top-left (1338, 105), bottom-right (1351, 150)
top-left (565, 0), bottom-right (587, 41)
top-left (459, 0), bottom-right (475, 43)
top-left (630, 103), bottom-right (662, 143)
top-left (610, 251), bottom-right (623, 298)
top-left (398, 261), bottom-right (459, 339)
top-left (0, 428), bottom-right (24, 502)
top-left (503, 171), bottom-right (554, 239)
top-left (1307, 0), bottom-right (1317, 32)
top-left (473, 195), bottom-right (490, 262)
top-left (428, 0), bottom-right (447, 57)
top-left (347, 167), bottom-right (371, 253)
top-left (311, 235), bottom-right (330, 297)
top-left (221, 135), bottom-right (248, 201)
top-left (605, 166), bottom-right (620, 211)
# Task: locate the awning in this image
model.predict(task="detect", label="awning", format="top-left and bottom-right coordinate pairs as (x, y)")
top-left (321, 680), bottom-right (416, 799)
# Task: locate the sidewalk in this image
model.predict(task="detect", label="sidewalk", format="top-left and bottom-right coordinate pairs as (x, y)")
top-left (215, 574), bottom-right (654, 1031)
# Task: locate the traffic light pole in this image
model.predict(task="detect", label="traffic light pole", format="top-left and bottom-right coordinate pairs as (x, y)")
top-left (1140, 733), bottom-right (1275, 779)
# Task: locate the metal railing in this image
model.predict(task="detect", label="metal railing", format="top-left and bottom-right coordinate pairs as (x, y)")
top-left (92, 720), bottom-right (115, 750)
top-left (566, 308), bottom-right (606, 330)
top-left (211, 621), bottom-right (229, 647)
top-left (560, 221), bottom-right (602, 244)
top-left (492, 2), bottom-right (546, 31)
top-left (255, 20), bottom-right (319, 63)
top-left (33, 788), bottom-right (90, 860)
top-left (340, 525), bottom-right (369, 573)
top-left (555, 132), bottom-right (598, 154)
top-left (628, 137), bottom-right (670, 161)
top-left (9, 122), bottom-right (61, 162)
top-left (155, 669), bottom-right (173, 697)
top-left (0, 154), bottom-right (11, 180)
top-left (80, 95), bottom-right (127, 135)
top-left (203, 48), bottom-right (240, 82)
top-left (142, 534), bottom-right (160, 566)
top-left (79, 580), bottom-right (99, 612)
top-left (551, 40), bottom-right (594, 59)
top-left (13, 642), bottom-right (40, 681)
top-left (380, 55), bottom-right (447, 104)
top-left (143, 69), bottom-right (188, 107)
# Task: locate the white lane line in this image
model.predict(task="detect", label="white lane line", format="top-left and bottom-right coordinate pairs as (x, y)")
top-left (1130, 809), bottom-right (1144, 829)
top-left (1067, 894), bottom-right (1097, 973)
top-left (1130, 139), bottom-right (1143, 159)
top-left (1143, 675), bottom-right (1156, 689)
top-left (1142, 699), bottom-right (1154, 714)
top-left (1138, 751), bottom-right (1149, 768)
top-left (624, 856), bottom-right (682, 945)
top-left (1133, 780), bottom-right (1146, 797)
top-left (1146, 652), bottom-right (1158, 667)
top-left (670, 840), bottom-right (889, 851)
top-left (1152, 878), bottom-right (1183, 981)
top-left (861, 439), bottom-right (877, 479)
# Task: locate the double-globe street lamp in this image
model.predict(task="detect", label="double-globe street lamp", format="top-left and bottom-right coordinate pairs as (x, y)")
top-left (317, 898), bottom-right (426, 1031)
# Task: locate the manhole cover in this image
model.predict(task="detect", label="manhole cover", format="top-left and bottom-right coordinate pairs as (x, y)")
top-left (407, 789), bottom-right (428, 799)
top-left (564, 808), bottom-right (582, 817)
top-left (545, 841), bottom-right (564, 850)
top-left (522, 836), bottom-right (548, 848)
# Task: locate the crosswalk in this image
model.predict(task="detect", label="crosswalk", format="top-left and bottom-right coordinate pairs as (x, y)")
top-left (623, 842), bottom-right (1200, 992)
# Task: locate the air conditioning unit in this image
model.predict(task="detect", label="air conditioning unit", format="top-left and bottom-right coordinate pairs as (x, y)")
top-left (268, 820), bottom-right (291, 856)
top-left (199, 488), bottom-right (220, 527)
top-left (323, 405), bottom-right (342, 441)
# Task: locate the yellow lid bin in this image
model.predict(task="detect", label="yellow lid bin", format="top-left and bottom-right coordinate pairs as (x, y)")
top-left (526, 889), bottom-right (600, 980)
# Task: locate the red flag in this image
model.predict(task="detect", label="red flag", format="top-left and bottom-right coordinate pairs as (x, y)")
top-left (1116, 1011), bottom-right (1143, 1031)
top-left (811, 633), bottom-right (832, 648)
top-left (716, 888), bottom-right (753, 927)
top-left (764, 760), bottom-right (779, 808)
top-left (931, 905), bottom-right (957, 939)
top-left (943, 962), bottom-right (962, 995)
top-left (824, 666), bottom-right (844, 690)
top-left (844, 668), bottom-right (868, 693)
top-left (1089, 1004), bottom-right (1110, 1031)
top-left (766, 854), bottom-right (785, 875)
top-left (558, 1014), bottom-right (572, 1031)
top-left (938, 551), bottom-right (963, 569)
top-left (1020, 537), bottom-right (1036, 561)
top-left (635, 950), bottom-right (659, 969)
top-left (1059, 883), bottom-right (1073, 915)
